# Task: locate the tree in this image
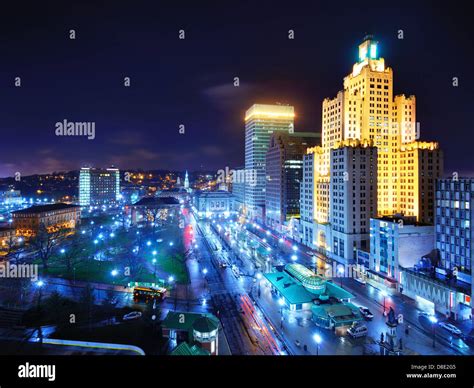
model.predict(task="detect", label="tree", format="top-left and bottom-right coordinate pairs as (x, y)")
top-left (79, 283), bottom-right (95, 329)
top-left (4, 235), bottom-right (27, 265)
top-left (30, 224), bottom-right (67, 270)
top-left (58, 233), bottom-right (86, 275)
top-left (102, 289), bottom-right (118, 311)
top-left (116, 226), bottom-right (144, 280)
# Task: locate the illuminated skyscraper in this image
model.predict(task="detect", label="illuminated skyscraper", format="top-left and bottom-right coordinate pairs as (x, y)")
top-left (301, 35), bottom-right (443, 261)
top-left (265, 132), bottom-right (319, 232)
top-left (244, 104), bottom-right (294, 221)
top-left (79, 167), bottom-right (120, 207)
top-left (321, 35), bottom-right (442, 220)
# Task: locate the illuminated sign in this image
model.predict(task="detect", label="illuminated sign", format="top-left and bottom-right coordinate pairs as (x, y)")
top-left (370, 44), bottom-right (377, 59)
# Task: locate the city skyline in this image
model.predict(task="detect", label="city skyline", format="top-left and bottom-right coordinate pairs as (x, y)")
top-left (0, 1), bottom-right (472, 178)
top-left (1, 4), bottom-right (474, 382)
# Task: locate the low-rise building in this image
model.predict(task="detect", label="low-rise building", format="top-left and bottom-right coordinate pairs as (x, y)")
top-left (401, 178), bottom-right (473, 321)
top-left (128, 196), bottom-right (180, 225)
top-left (263, 263), bottom-right (362, 334)
top-left (0, 190), bottom-right (23, 205)
top-left (0, 227), bottom-right (16, 252)
top-left (369, 215), bottom-right (434, 289)
top-left (12, 203), bottom-right (81, 237)
top-left (162, 311), bottom-right (220, 355)
top-left (193, 190), bottom-right (233, 219)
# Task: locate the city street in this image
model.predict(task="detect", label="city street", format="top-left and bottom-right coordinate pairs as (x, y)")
top-left (208, 217), bottom-right (474, 356)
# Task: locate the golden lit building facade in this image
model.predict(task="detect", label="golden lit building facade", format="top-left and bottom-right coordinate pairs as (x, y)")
top-left (244, 104), bottom-right (295, 221)
top-left (12, 203), bottom-right (81, 237)
top-left (398, 141), bottom-right (443, 224)
top-left (320, 35), bottom-right (442, 223)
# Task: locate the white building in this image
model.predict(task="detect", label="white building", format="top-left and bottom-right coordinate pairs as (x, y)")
top-left (244, 104), bottom-right (294, 222)
top-left (79, 167), bottom-right (120, 207)
top-left (193, 190), bottom-right (233, 219)
top-left (401, 178), bottom-right (473, 320)
top-left (370, 216), bottom-right (434, 289)
top-left (330, 140), bottom-right (378, 264)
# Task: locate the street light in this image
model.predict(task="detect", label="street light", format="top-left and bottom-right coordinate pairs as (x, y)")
top-left (313, 333), bottom-right (322, 355)
top-left (381, 290), bottom-right (388, 315)
top-left (111, 269), bottom-right (118, 277)
top-left (337, 265), bottom-right (344, 288)
top-left (35, 280), bottom-right (45, 345)
top-left (152, 257), bottom-right (157, 278)
top-left (429, 315), bottom-right (438, 348)
top-left (278, 298), bottom-right (285, 328)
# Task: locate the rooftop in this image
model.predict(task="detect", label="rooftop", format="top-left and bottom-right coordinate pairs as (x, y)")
top-left (170, 342), bottom-right (210, 356)
top-left (12, 203), bottom-right (80, 215)
top-left (264, 271), bottom-right (315, 305)
top-left (132, 196), bottom-right (180, 206)
top-left (162, 311), bottom-right (219, 333)
top-left (193, 316), bottom-right (219, 333)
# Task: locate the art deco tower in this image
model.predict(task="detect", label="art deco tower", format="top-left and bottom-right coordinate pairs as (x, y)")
top-left (320, 35), bottom-right (442, 223)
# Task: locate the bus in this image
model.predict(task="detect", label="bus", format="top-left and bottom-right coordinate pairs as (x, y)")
top-left (133, 286), bottom-right (167, 303)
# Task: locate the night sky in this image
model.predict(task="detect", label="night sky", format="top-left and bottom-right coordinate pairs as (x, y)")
top-left (0, 1), bottom-right (472, 178)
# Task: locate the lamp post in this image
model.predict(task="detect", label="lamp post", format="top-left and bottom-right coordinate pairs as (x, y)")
top-left (429, 316), bottom-right (438, 348)
top-left (111, 269), bottom-right (118, 286)
top-left (152, 250), bottom-right (157, 279)
top-left (256, 273), bottom-right (262, 298)
top-left (278, 298), bottom-right (285, 328)
top-left (337, 265), bottom-right (344, 288)
top-left (313, 333), bottom-right (322, 355)
top-left (202, 268), bottom-right (208, 290)
top-left (35, 280), bottom-right (45, 345)
top-left (381, 290), bottom-right (388, 315)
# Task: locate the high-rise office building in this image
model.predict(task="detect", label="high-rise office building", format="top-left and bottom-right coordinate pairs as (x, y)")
top-left (398, 142), bottom-right (443, 224)
top-left (301, 146), bottom-right (330, 250)
top-left (231, 167), bottom-right (246, 213)
top-left (244, 104), bottom-right (294, 221)
top-left (320, 35), bottom-right (442, 221)
top-left (300, 35), bottom-right (443, 262)
top-left (79, 167), bottom-right (120, 207)
top-left (401, 178), bottom-right (473, 320)
top-left (330, 139), bottom-right (378, 263)
top-left (265, 132), bottom-right (319, 231)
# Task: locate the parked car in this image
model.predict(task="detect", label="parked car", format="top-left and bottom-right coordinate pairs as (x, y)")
top-left (359, 307), bottom-right (374, 320)
top-left (419, 311), bottom-right (433, 318)
top-left (439, 322), bottom-right (462, 336)
top-left (348, 323), bottom-right (368, 339)
top-left (123, 311), bottom-right (142, 321)
top-left (354, 277), bottom-right (366, 285)
top-left (294, 340), bottom-right (301, 347)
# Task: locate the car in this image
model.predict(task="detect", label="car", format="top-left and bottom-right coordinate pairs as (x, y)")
top-left (418, 311), bottom-right (434, 318)
top-left (439, 322), bottom-right (462, 336)
top-left (359, 307), bottom-right (374, 320)
top-left (348, 323), bottom-right (368, 338)
top-left (123, 311), bottom-right (142, 321)
top-left (354, 277), bottom-right (366, 285)
top-left (294, 340), bottom-right (301, 347)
